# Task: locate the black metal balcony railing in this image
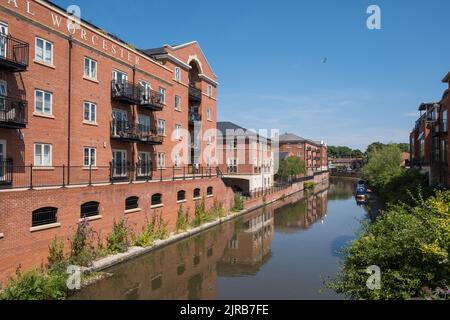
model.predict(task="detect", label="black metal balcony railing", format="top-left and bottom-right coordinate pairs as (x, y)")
top-left (189, 84), bottom-right (202, 102)
top-left (0, 159), bottom-right (13, 185)
top-left (0, 163), bottom-right (222, 190)
top-left (139, 89), bottom-right (164, 111)
top-left (111, 80), bottom-right (139, 104)
top-left (0, 34), bottom-right (29, 72)
top-left (111, 120), bottom-right (163, 145)
top-left (189, 112), bottom-right (202, 124)
top-left (0, 95), bottom-right (27, 128)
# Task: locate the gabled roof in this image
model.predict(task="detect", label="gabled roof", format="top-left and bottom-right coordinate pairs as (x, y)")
top-left (442, 72), bottom-right (450, 83)
top-left (278, 133), bottom-right (307, 143)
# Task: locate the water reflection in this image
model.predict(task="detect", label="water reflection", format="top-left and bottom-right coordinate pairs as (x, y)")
top-left (72, 180), bottom-right (366, 300)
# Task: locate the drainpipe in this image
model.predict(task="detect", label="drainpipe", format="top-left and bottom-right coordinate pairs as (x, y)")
top-left (67, 36), bottom-right (73, 185)
top-left (132, 66), bottom-right (136, 169)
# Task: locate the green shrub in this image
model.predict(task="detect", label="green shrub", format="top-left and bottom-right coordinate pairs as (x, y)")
top-left (328, 190), bottom-right (450, 300)
top-left (210, 200), bottom-right (226, 219)
top-left (304, 182), bottom-right (315, 189)
top-left (133, 212), bottom-right (169, 247)
top-left (47, 237), bottom-right (67, 273)
top-left (193, 198), bottom-right (208, 227)
top-left (0, 267), bottom-right (68, 300)
top-left (69, 219), bottom-right (97, 267)
top-left (176, 204), bottom-right (190, 233)
top-left (107, 219), bottom-right (130, 254)
top-left (232, 193), bottom-right (244, 212)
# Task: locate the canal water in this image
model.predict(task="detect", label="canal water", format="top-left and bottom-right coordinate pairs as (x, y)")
top-left (72, 178), bottom-right (369, 300)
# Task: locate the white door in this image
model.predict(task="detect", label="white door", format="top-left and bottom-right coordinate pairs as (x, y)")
top-left (112, 150), bottom-right (127, 177)
top-left (112, 109), bottom-right (127, 135)
top-left (138, 152), bottom-right (151, 176)
top-left (0, 23), bottom-right (8, 59)
top-left (0, 140), bottom-right (6, 182)
top-left (139, 81), bottom-right (151, 103)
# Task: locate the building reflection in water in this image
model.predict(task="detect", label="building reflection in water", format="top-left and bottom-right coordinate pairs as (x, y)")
top-left (72, 185), bottom-right (329, 300)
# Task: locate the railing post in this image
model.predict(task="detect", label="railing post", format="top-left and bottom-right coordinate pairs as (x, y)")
top-left (29, 164), bottom-right (33, 190)
top-left (183, 167), bottom-right (186, 181)
top-left (62, 165), bottom-right (66, 188)
top-left (160, 167), bottom-right (163, 182)
top-left (173, 166), bottom-right (175, 181)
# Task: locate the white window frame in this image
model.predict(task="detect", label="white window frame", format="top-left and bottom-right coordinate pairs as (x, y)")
top-left (207, 84), bottom-right (212, 98)
top-left (158, 153), bottom-right (165, 169)
top-left (158, 119), bottom-right (166, 136)
top-left (138, 151), bottom-right (151, 176)
top-left (34, 89), bottom-right (53, 116)
top-left (83, 147), bottom-right (97, 167)
top-left (34, 143), bottom-right (52, 167)
top-left (174, 154), bottom-right (181, 167)
top-left (174, 95), bottom-right (181, 111)
top-left (84, 57), bottom-right (98, 80)
top-left (83, 101), bottom-right (97, 124)
top-left (174, 67), bottom-right (181, 82)
top-left (174, 124), bottom-right (182, 140)
top-left (207, 132), bottom-right (212, 145)
top-left (207, 107), bottom-right (212, 121)
top-left (138, 114), bottom-right (151, 133)
top-left (35, 37), bottom-right (54, 65)
top-left (159, 87), bottom-right (166, 104)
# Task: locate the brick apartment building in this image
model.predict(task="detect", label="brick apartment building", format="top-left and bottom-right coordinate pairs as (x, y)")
top-left (0, 0), bottom-right (237, 280)
top-left (278, 133), bottom-right (328, 176)
top-left (217, 121), bottom-right (274, 194)
top-left (410, 72), bottom-right (449, 186)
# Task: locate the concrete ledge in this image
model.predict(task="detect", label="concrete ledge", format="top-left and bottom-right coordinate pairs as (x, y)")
top-left (30, 223), bottom-right (61, 233)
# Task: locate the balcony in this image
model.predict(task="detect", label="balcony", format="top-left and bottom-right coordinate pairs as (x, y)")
top-left (189, 112), bottom-right (202, 125)
top-left (0, 95), bottom-right (28, 129)
top-left (136, 160), bottom-right (153, 180)
top-left (189, 84), bottom-right (202, 102)
top-left (0, 34), bottom-right (29, 72)
top-left (433, 121), bottom-right (448, 136)
top-left (111, 80), bottom-right (139, 105)
top-left (111, 120), bottom-right (163, 145)
top-left (138, 89), bottom-right (164, 111)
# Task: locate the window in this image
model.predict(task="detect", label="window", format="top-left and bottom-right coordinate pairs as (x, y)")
top-left (207, 187), bottom-right (213, 196)
top-left (206, 133), bottom-right (212, 145)
top-left (80, 202), bottom-right (100, 219)
top-left (83, 147), bottom-right (96, 167)
top-left (177, 190), bottom-right (186, 202)
top-left (443, 110), bottom-right (448, 132)
top-left (157, 153), bottom-right (165, 169)
top-left (112, 69), bottom-right (127, 83)
top-left (151, 193), bottom-right (162, 206)
top-left (125, 197), bottom-right (139, 211)
top-left (174, 154), bottom-right (181, 167)
top-left (32, 207), bottom-right (57, 227)
top-left (84, 57), bottom-right (97, 80)
top-left (207, 84), bottom-right (212, 98)
top-left (35, 90), bottom-right (52, 115)
top-left (193, 188), bottom-right (201, 199)
top-left (193, 255), bottom-right (201, 266)
top-left (177, 264), bottom-right (186, 276)
top-left (34, 143), bottom-right (52, 167)
top-left (112, 150), bottom-right (127, 177)
top-left (174, 67), bottom-right (181, 82)
top-left (174, 124), bottom-right (182, 140)
top-left (207, 108), bottom-right (212, 121)
top-left (138, 152), bottom-right (151, 176)
top-left (174, 95), bottom-right (181, 111)
top-left (158, 119), bottom-right (166, 136)
top-left (138, 115), bottom-right (151, 134)
top-left (159, 87), bottom-right (166, 104)
top-left (35, 37), bottom-right (53, 65)
top-left (83, 102), bottom-right (96, 123)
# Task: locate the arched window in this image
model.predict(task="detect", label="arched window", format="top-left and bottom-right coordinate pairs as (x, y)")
top-left (80, 202), bottom-right (100, 218)
top-left (32, 207), bottom-right (58, 227)
top-left (125, 197), bottom-right (139, 211)
top-left (193, 188), bottom-right (201, 199)
top-left (177, 190), bottom-right (186, 202)
top-left (151, 193), bottom-right (162, 206)
top-left (207, 187), bottom-right (213, 196)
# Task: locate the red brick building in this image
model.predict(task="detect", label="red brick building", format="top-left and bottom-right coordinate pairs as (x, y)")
top-left (278, 133), bottom-right (328, 176)
top-left (410, 72), bottom-right (449, 186)
top-left (0, 0), bottom-right (235, 281)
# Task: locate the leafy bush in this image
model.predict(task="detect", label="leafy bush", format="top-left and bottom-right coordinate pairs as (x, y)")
top-left (193, 198), bottom-right (208, 227)
top-left (107, 219), bottom-right (130, 254)
top-left (47, 237), bottom-right (67, 273)
top-left (133, 212), bottom-right (169, 247)
top-left (232, 193), bottom-right (244, 212)
top-left (276, 156), bottom-right (306, 182)
top-left (176, 204), bottom-right (190, 233)
top-left (0, 267), bottom-right (68, 300)
top-left (328, 191), bottom-right (450, 300)
top-left (69, 219), bottom-right (97, 267)
top-left (210, 200), bottom-right (226, 219)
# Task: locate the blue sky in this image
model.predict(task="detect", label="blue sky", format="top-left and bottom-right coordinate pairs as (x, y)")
top-left (55, 0), bottom-right (449, 150)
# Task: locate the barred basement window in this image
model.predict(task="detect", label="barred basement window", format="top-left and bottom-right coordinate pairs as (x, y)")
top-left (151, 193), bottom-right (162, 206)
top-left (125, 197), bottom-right (139, 211)
top-left (193, 188), bottom-right (201, 199)
top-left (80, 202), bottom-right (100, 218)
top-left (177, 190), bottom-right (186, 202)
top-left (32, 207), bottom-right (57, 227)
top-left (193, 255), bottom-right (201, 266)
top-left (207, 187), bottom-right (213, 196)
top-left (177, 264), bottom-right (186, 276)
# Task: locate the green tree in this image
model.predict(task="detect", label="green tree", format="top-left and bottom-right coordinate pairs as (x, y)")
top-left (277, 156), bottom-right (306, 181)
